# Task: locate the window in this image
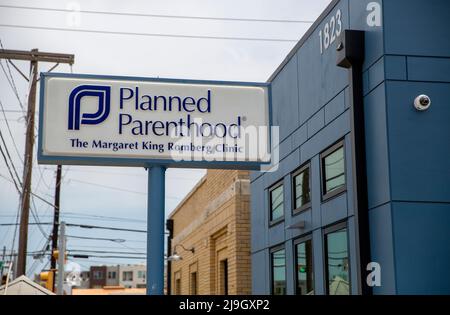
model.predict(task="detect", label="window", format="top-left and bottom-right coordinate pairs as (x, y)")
top-left (219, 259), bottom-right (228, 295)
top-left (324, 223), bottom-right (350, 295)
top-left (92, 270), bottom-right (103, 280)
top-left (107, 271), bottom-right (116, 279)
top-left (138, 271), bottom-right (146, 279)
top-left (190, 272), bottom-right (198, 295)
top-left (174, 271), bottom-right (182, 295)
top-left (321, 141), bottom-right (346, 199)
top-left (270, 247), bottom-right (286, 295)
top-left (122, 271), bottom-right (133, 281)
top-left (269, 182), bottom-right (284, 223)
top-left (295, 237), bottom-right (314, 295)
top-left (292, 164), bottom-right (311, 213)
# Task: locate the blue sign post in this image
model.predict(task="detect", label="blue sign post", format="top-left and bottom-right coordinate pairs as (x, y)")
top-left (146, 165), bottom-right (166, 295)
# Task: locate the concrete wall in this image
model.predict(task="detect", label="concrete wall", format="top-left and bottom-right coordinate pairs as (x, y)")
top-left (106, 265), bottom-right (119, 287)
top-left (119, 264), bottom-right (146, 288)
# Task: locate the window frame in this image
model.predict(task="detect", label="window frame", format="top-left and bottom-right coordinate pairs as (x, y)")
top-left (323, 221), bottom-right (351, 295)
top-left (189, 271), bottom-right (198, 295)
top-left (291, 162), bottom-right (312, 215)
top-left (122, 271), bottom-right (133, 282)
top-left (320, 140), bottom-right (347, 201)
top-left (268, 180), bottom-right (285, 226)
top-left (293, 234), bottom-right (314, 295)
top-left (269, 244), bottom-right (287, 295)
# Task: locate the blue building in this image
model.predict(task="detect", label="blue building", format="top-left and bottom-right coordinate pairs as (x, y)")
top-left (251, 0), bottom-right (450, 295)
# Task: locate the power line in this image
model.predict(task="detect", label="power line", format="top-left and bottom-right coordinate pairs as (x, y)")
top-left (68, 249), bottom-right (146, 255)
top-left (69, 254), bottom-right (146, 259)
top-left (0, 4), bottom-right (315, 24)
top-left (0, 222), bottom-right (52, 226)
top-left (0, 100), bottom-right (23, 163)
top-left (0, 212), bottom-right (146, 224)
top-left (0, 24), bottom-right (298, 43)
top-left (66, 178), bottom-right (181, 199)
top-left (0, 40), bottom-right (25, 111)
top-left (0, 173), bottom-right (57, 208)
top-left (66, 235), bottom-right (126, 243)
top-left (65, 223), bottom-right (146, 233)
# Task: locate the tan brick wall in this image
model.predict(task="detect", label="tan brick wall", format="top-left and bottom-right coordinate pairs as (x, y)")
top-left (169, 169), bottom-right (251, 295)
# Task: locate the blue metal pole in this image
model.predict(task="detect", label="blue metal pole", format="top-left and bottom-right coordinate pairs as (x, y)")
top-left (146, 165), bottom-right (166, 295)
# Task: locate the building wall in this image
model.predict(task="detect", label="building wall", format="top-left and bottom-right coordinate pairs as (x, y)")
top-left (119, 264), bottom-right (146, 288)
top-left (251, 0), bottom-right (450, 295)
top-left (169, 170), bottom-right (251, 295)
top-left (78, 271), bottom-right (90, 289)
top-left (89, 266), bottom-right (106, 289)
top-left (106, 265), bottom-right (119, 287)
top-left (367, 0), bottom-right (450, 294)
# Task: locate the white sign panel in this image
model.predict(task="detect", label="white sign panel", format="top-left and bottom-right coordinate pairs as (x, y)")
top-left (38, 73), bottom-right (271, 169)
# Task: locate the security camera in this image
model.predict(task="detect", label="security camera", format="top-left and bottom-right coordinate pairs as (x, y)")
top-left (414, 95), bottom-right (431, 111)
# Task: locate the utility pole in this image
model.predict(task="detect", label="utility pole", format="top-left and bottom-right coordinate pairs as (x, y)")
top-left (57, 221), bottom-right (66, 295)
top-left (1, 246), bottom-right (5, 279)
top-left (50, 165), bottom-right (62, 290)
top-left (0, 49), bottom-right (74, 277)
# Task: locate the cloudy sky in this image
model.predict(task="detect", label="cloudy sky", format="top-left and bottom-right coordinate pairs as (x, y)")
top-left (0, 0), bottom-right (331, 276)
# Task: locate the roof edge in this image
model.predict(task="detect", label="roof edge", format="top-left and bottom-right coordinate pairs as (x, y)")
top-left (267, 0), bottom-right (341, 83)
top-left (168, 174), bottom-right (207, 219)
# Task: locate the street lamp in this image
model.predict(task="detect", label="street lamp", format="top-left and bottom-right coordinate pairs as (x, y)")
top-left (167, 244), bottom-right (195, 261)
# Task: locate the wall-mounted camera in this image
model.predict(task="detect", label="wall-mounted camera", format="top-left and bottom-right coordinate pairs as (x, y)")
top-left (414, 95), bottom-right (431, 111)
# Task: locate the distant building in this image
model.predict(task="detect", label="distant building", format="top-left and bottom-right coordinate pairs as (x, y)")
top-left (119, 264), bottom-right (146, 288)
top-left (106, 265), bottom-right (119, 287)
top-left (78, 271), bottom-right (90, 289)
top-left (168, 170), bottom-right (251, 295)
top-left (72, 286), bottom-right (146, 295)
top-left (0, 275), bottom-right (54, 295)
top-left (89, 265), bottom-right (106, 288)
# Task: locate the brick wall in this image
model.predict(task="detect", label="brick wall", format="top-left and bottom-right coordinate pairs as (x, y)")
top-left (169, 169), bottom-right (251, 295)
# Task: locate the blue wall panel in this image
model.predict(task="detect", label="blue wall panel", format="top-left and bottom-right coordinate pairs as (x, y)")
top-left (349, 0), bottom-right (384, 70)
top-left (386, 81), bottom-right (450, 202)
top-left (368, 203), bottom-right (397, 294)
top-left (297, 0), bottom-right (349, 125)
top-left (271, 57), bottom-right (300, 141)
top-left (251, 249), bottom-right (269, 294)
top-left (252, 0), bottom-right (450, 295)
top-left (392, 202), bottom-right (450, 294)
top-left (407, 57), bottom-right (450, 82)
top-left (384, 56), bottom-right (407, 81)
top-left (383, 0), bottom-right (450, 57)
top-left (364, 83), bottom-right (391, 209)
top-left (251, 177), bottom-right (268, 253)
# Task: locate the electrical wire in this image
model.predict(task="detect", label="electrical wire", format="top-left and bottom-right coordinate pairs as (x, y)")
top-left (0, 24), bottom-right (299, 43)
top-left (0, 4), bottom-right (315, 24)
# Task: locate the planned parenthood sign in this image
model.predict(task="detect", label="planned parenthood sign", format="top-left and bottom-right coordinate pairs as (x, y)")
top-left (38, 73), bottom-right (272, 169)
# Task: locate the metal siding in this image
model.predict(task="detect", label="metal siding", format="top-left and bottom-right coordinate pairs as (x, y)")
top-left (296, 0), bottom-right (350, 126)
top-left (271, 57), bottom-right (300, 141)
top-left (312, 229), bottom-right (325, 295)
top-left (251, 250), bottom-right (269, 294)
top-left (368, 203), bottom-right (397, 294)
top-left (321, 193), bottom-right (348, 227)
top-left (364, 83), bottom-right (391, 209)
top-left (384, 56), bottom-right (407, 81)
top-left (383, 0), bottom-right (450, 57)
top-left (348, 0), bottom-right (385, 70)
top-left (386, 81), bottom-right (450, 202)
top-left (407, 57), bottom-right (450, 82)
top-left (392, 202), bottom-right (450, 294)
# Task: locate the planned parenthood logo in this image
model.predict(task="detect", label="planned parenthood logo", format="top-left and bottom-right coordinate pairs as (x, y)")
top-left (68, 85), bottom-right (111, 130)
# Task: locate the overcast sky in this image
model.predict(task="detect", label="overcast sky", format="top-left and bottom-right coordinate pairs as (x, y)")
top-left (0, 0), bottom-right (331, 276)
